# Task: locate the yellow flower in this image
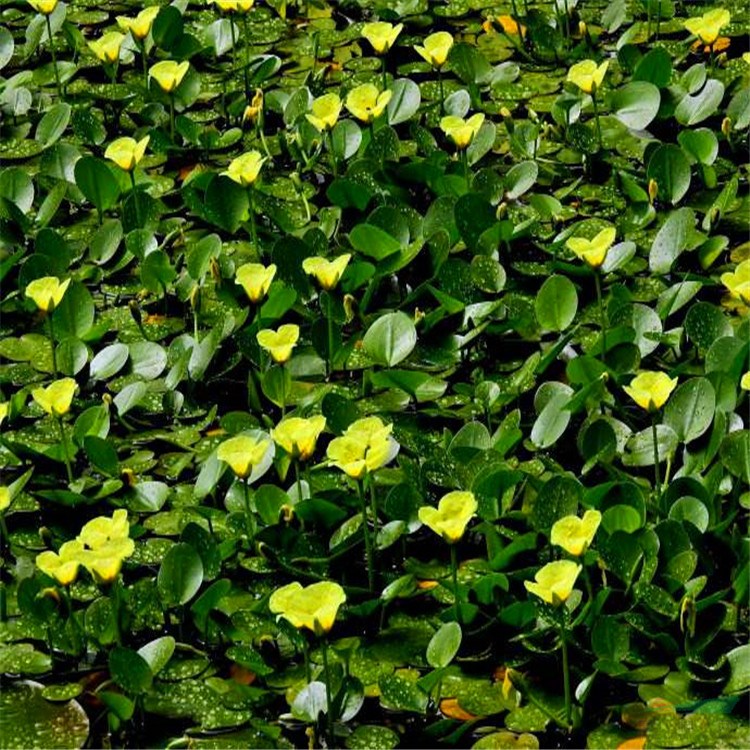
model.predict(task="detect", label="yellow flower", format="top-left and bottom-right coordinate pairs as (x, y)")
top-left (217, 433), bottom-right (272, 479)
top-left (0, 403), bottom-right (7, 427)
top-left (25, 276), bottom-right (70, 312)
top-left (32, 378), bottom-right (77, 416)
top-left (415, 31), bottom-right (454, 68)
top-left (740, 372), bottom-right (750, 391)
top-left (484, 15), bottom-right (526, 35)
top-left (223, 150), bottom-right (266, 187)
top-left (418, 491), bottom-right (478, 544)
top-left (89, 32), bottom-right (126, 64)
top-left (27, 0), bottom-right (58, 14)
top-left (361, 21), bottom-right (403, 54)
top-left (116, 6), bottom-right (160, 40)
top-left (567, 59), bottom-right (609, 94)
top-left (550, 510), bottom-right (602, 556)
top-left (269, 580), bottom-right (346, 634)
top-left (306, 93), bottom-right (342, 132)
top-left (79, 509), bottom-right (131, 549)
top-left (257, 324), bottom-right (300, 364)
top-left (720, 259), bottom-right (750, 304)
top-left (150, 60), bottom-right (190, 93)
top-left (36, 540), bottom-right (84, 586)
top-left (271, 416), bottom-right (326, 461)
top-left (345, 84), bottom-right (392, 124)
top-left (624, 371), bottom-right (678, 412)
top-left (79, 538), bottom-right (135, 584)
top-left (211, 0), bottom-right (255, 12)
top-left (440, 113), bottom-right (485, 150)
top-left (326, 416), bottom-right (398, 479)
top-left (302, 254), bottom-right (351, 291)
top-left (566, 226), bottom-right (616, 268)
top-left (0, 487), bottom-right (10, 513)
top-left (104, 136), bottom-right (150, 172)
top-left (243, 88), bottom-right (264, 124)
top-left (684, 8), bottom-right (730, 45)
top-left (525, 560), bottom-right (582, 606)
top-left (236, 263), bottom-right (277, 303)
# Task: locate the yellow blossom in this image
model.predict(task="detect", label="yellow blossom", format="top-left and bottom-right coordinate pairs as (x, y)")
top-left (415, 31), bottom-right (454, 68)
top-left (223, 150), bottom-right (266, 187)
top-left (566, 226), bottom-right (616, 268)
top-left (302, 254), bottom-right (351, 291)
top-left (243, 89), bottom-right (264, 124)
top-left (720, 259), bottom-right (750, 304)
top-left (740, 372), bottom-right (750, 391)
top-left (79, 509), bottom-right (131, 549)
top-left (684, 8), bottom-right (730, 45)
top-left (624, 371), bottom-right (678, 412)
top-left (440, 113), bottom-right (485, 150)
top-left (271, 415), bottom-right (327, 461)
top-left (32, 378), bottom-right (77, 416)
top-left (326, 416), bottom-right (398, 479)
top-left (345, 84), bottom-right (392, 123)
top-left (211, 0), bottom-right (255, 12)
top-left (217, 433), bottom-right (273, 479)
top-left (104, 136), bottom-right (150, 172)
top-left (550, 510), bottom-right (602, 556)
top-left (257, 324), bottom-right (300, 364)
top-left (361, 22), bottom-right (403, 54)
top-left (524, 560), bottom-right (582, 606)
top-left (236, 263), bottom-right (277, 303)
top-left (27, 0), bottom-right (58, 14)
top-left (25, 276), bottom-right (71, 312)
top-left (150, 60), bottom-right (190, 93)
top-left (36, 540), bottom-right (84, 586)
top-left (306, 93), bottom-right (342, 132)
top-left (89, 32), bottom-right (126, 64)
top-left (79, 538), bottom-right (135, 583)
top-left (567, 59), bottom-right (609, 94)
top-left (418, 491), bottom-right (478, 544)
top-left (116, 7), bottom-right (160, 40)
top-left (269, 580), bottom-right (346, 634)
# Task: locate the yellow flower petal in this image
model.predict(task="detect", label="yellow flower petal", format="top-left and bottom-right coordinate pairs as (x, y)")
top-left (565, 226), bottom-right (616, 268)
top-left (271, 416), bottom-right (326, 461)
top-left (418, 491), bottom-right (477, 544)
top-left (256, 324), bottom-right (300, 363)
top-left (31, 378), bottom-right (77, 416)
top-left (415, 31), bottom-right (454, 68)
top-left (36, 540), bottom-right (84, 586)
top-left (104, 136), bottom-right (150, 172)
top-left (25, 276), bottom-right (71, 312)
top-left (27, 0), bottom-right (59, 15)
top-left (150, 60), bottom-right (190, 93)
top-left (361, 22), bottom-right (403, 54)
top-left (567, 59), bottom-right (609, 94)
top-left (0, 402), bottom-right (7, 427)
top-left (116, 7), bottom-right (160, 40)
top-left (684, 8), bottom-right (730, 45)
top-left (302, 254), bottom-right (351, 291)
top-left (79, 509), bottom-right (131, 550)
top-left (550, 510), bottom-right (602, 556)
top-left (217, 434), bottom-right (272, 479)
top-left (0, 486), bottom-right (10, 513)
top-left (524, 560), bottom-right (582, 606)
top-left (89, 32), bottom-right (125, 64)
top-left (623, 371), bottom-right (678, 411)
top-left (721, 259), bottom-right (750, 304)
top-left (223, 150), bottom-right (266, 186)
top-left (440, 113), bottom-right (485, 150)
top-left (306, 93), bottom-right (342, 132)
top-left (345, 84), bottom-right (392, 124)
top-left (269, 580), bottom-right (346, 633)
top-left (236, 263), bottom-right (277, 303)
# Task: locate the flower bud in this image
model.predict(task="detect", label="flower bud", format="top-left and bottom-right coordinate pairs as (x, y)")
top-left (721, 117), bottom-right (732, 137)
top-left (648, 179), bottom-right (658, 204)
top-left (343, 294), bottom-right (357, 323)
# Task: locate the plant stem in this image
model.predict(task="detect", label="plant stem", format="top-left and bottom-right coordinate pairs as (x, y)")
top-left (591, 90), bottom-right (603, 151)
top-left (450, 544), bottom-right (461, 625)
top-left (381, 55), bottom-right (388, 92)
top-left (56, 416), bottom-right (73, 484)
top-left (560, 624), bottom-right (572, 729)
top-left (594, 270), bottom-right (607, 361)
top-left (248, 186), bottom-right (260, 252)
top-left (280, 363), bottom-right (287, 417)
top-left (302, 637), bottom-right (312, 683)
top-left (369, 476), bottom-right (379, 544)
top-left (45, 15), bottom-right (62, 98)
top-left (324, 129), bottom-right (338, 178)
top-left (169, 94), bottom-right (176, 141)
top-left (141, 42), bottom-right (148, 89)
top-left (241, 15), bottom-right (251, 97)
top-left (358, 480), bottom-right (375, 592)
top-left (229, 17), bottom-right (238, 86)
top-left (438, 68), bottom-right (445, 115)
top-left (326, 303), bottom-right (335, 378)
top-left (111, 578), bottom-right (123, 646)
top-left (295, 460), bottom-right (303, 501)
top-left (47, 315), bottom-right (58, 377)
top-left (243, 480), bottom-right (256, 547)
top-left (320, 637), bottom-right (335, 748)
top-left (129, 171), bottom-right (141, 228)
top-left (651, 414), bottom-right (662, 501)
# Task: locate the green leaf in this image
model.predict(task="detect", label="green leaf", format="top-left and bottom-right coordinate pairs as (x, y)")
top-left (386, 78), bottom-right (421, 126)
top-left (648, 207), bottom-right (695, 274)
top-left (675, 79), bottom-right (724, 126)
top-left (74, 157), bottom-right (120, 214)
top-left (90, 343), bottom-right (129, 381)
top-left (362, 312), bottom-right (417, 367)
top-left (157, 542), bottom-right (204, 607)
top-left (535, 275), bottom-right (578, 332)
top-left (137, 636), bottom-right (176, 676)
top-left (646, 145), bottom-right (691, 205)
top-left (611, 81), bottom-right (660, 129)
top-left (678, 128), bottom-right (718, 166)
top-left (663, 377), bottom-right (715, 443)
top-left (531, 393), bottom-right (572, 449)
top-left (426, 622), bottom-right (462, 669)
top-left (331, 120), bottom-right (362, 160)
top-left (723, 644), bottom-right (750, 694)
top-left (349, 224), bottom-right (402, 261)
top-left (108, 646), bottom-right (153, 695)
top-left (504, 160), bottom-right (538, 200)
top-left (35, 102), bottom-right (71, 148)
